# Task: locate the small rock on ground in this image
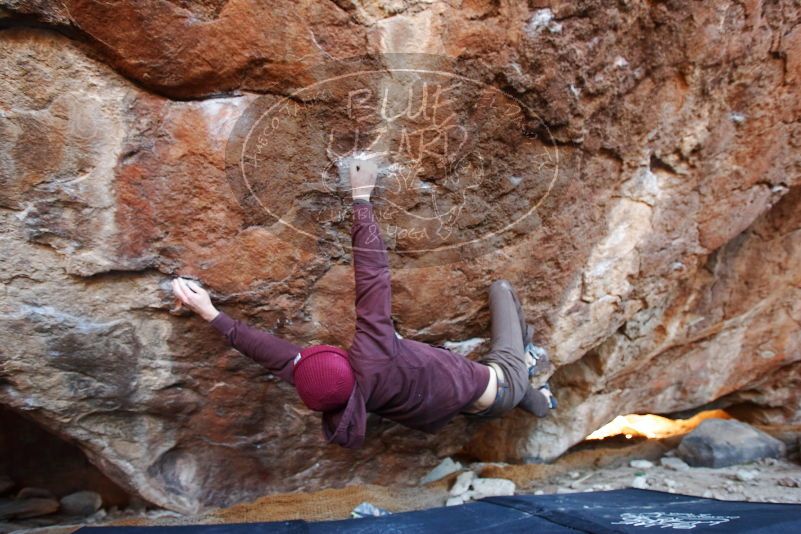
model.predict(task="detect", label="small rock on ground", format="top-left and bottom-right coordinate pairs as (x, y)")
top-left (59, 491), bottom-right (102, 517)
top-left (736, 470), bottom-right (758, 482)
top-left (0, 498), bottom-right (59, 520)
top-left (17, 488), bottom-right (55, 500)
top-left (420, 458), bottom-right (462, 485)
top-left (660, 456), bottom-right (690, 471)
top-left (351, 501), bottom-right (390, 518)
top-left (629, 459), bottom-right (653, 469)
top-left (0, 520), bottom-right (28, 533)
top-left (470, 478), bottom-right (516, 499)
top-left (449, 471), bottom-right (476, 497)
top-left (445, 496), bottom-right (464, 507)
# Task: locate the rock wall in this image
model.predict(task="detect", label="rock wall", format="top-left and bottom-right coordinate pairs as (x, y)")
top-left (1, 0), bottom-right (800, 513)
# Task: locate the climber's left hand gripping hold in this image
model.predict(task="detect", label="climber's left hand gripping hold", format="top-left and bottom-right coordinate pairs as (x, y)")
top-left (171, 277), bottom-right (219, 322)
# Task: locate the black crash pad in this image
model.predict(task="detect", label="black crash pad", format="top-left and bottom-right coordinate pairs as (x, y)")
top-left (79, 488), bottom-right (801, 533)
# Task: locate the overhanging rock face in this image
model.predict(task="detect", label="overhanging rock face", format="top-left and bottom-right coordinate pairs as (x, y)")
top-left (1, 0), bottom-right (800, 513)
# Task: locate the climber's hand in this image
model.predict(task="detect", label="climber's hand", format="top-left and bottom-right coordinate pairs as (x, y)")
top-left (349, 157), bottom-right (378, 201)
top-left (171, 277), bottom-right (219, 322)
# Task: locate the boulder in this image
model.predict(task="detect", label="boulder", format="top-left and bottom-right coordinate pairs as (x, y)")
top-left (677, 419), bottom-right (786, 468)
top-left (0, 0), bottom-right (800, 514)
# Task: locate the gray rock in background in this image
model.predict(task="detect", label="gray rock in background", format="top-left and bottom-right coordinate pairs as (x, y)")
top-left (59, 491), bottom-right (102, 517)
top-left (677, 419), bottom-right (786, 468)
top-left (0, 498), bottom-right (59, 520)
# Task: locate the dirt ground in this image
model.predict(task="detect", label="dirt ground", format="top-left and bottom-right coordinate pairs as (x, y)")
top-left (480, 436), bottom-right (801, 504)
top-left (18, 425), bottom-right (799, 533)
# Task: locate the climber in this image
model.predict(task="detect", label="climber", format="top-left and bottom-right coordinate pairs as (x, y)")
top-left (170, 157), bottom-right (556, 449)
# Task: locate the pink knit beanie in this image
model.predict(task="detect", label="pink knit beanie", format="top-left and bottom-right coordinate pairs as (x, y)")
top-left (293, 345), bottom-right (355, 412)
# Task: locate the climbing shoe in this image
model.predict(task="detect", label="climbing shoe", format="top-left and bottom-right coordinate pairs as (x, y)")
top-left (538, 382), bottom-right (558, 410)
top-left (525, 342), bottom-right (550, 379)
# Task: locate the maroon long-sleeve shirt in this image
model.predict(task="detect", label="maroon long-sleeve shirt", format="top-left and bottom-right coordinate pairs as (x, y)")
top-left (210, 199), bottom-right (490, 448)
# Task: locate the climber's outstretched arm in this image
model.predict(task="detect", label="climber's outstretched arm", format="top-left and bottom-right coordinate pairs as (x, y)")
top-left (171, 277), bottom-right (300, 384)
top-left (209, 312), bottom-right (301, 384)
top-left (348, 158), bottom-right (397, 359)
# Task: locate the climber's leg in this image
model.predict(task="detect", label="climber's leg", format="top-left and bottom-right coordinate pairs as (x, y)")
top-left (472, 280), bottom-right (530, 418)
top-left (507, 282), bottom-right (530, 345)
top-left (509, 286), bottom-right (551, 380)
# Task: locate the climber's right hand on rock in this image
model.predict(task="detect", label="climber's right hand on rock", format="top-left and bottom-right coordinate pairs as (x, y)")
top-left (349, 157), bottom-right (378, 201)
top-left (171, 277), bottom-right (219, 322)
